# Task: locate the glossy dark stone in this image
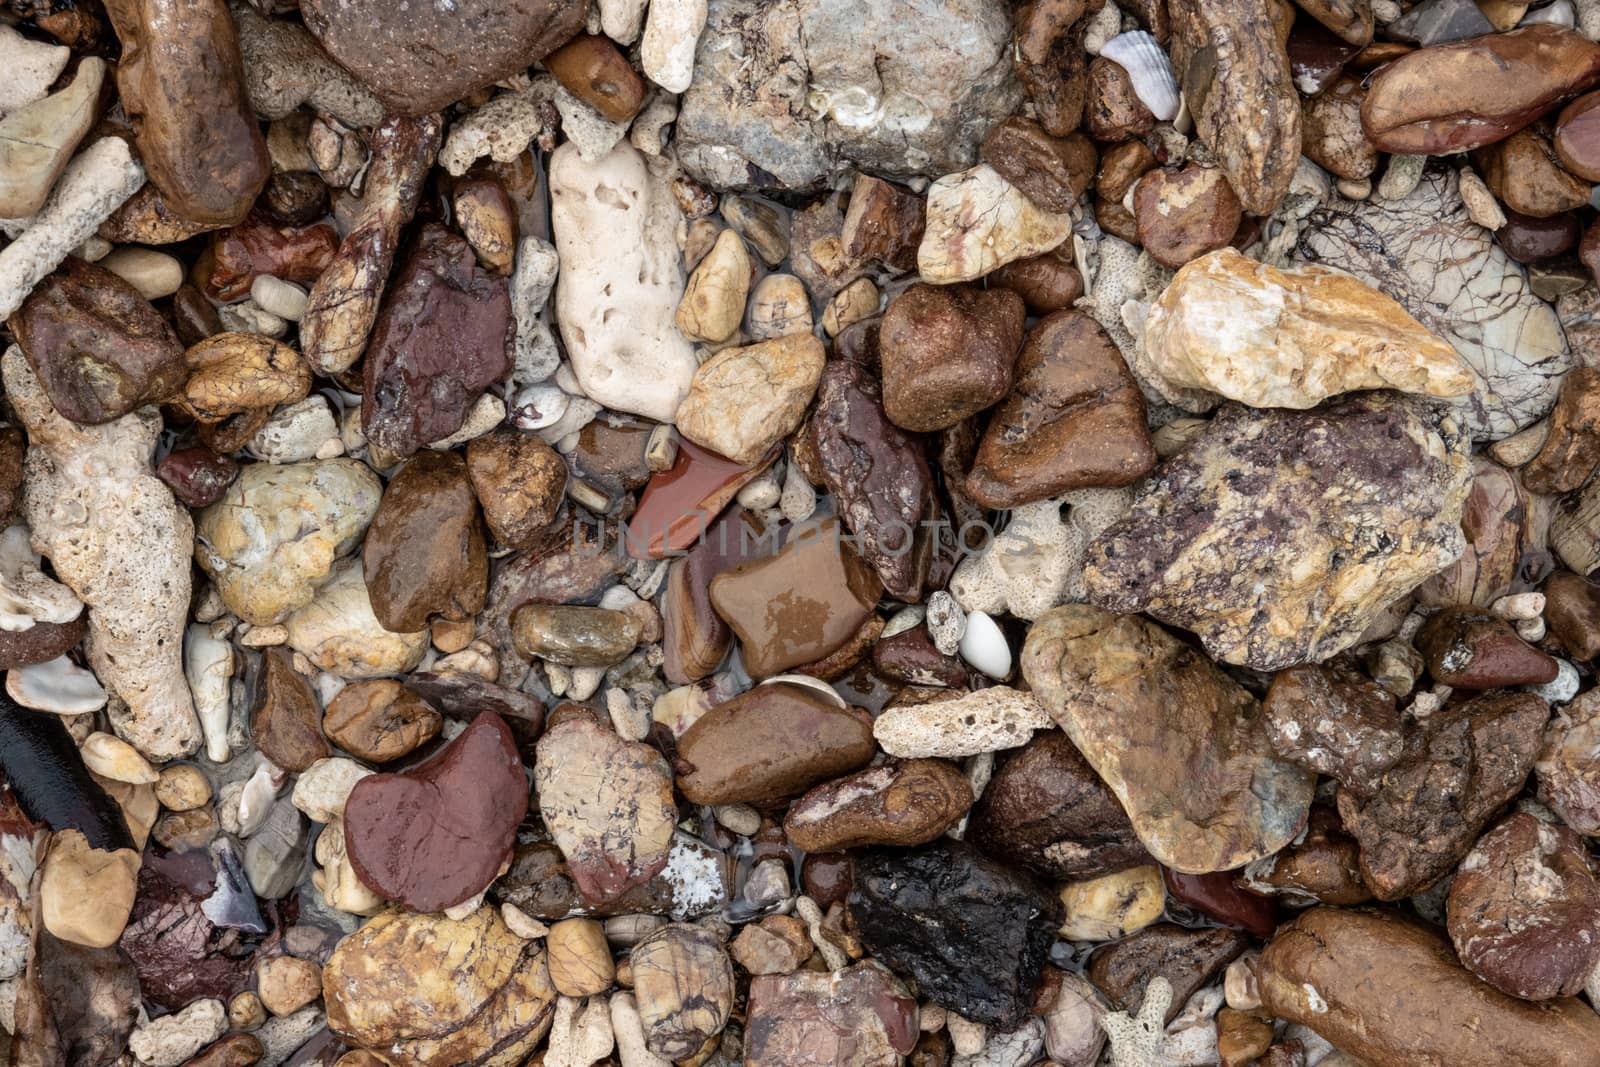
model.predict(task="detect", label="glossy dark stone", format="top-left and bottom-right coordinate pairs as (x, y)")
top-left (1498, 208), bottom-right (1582, 265)
top-left (201, 213), bottom-right (339, 301)
top-left (1162, 868), bottom-right (1277, 938)
top-left (362, 450), bottom-right (488, 632)
top-left (250, 647), bottom-right (329, 772)
top-left (850, 839), bottom-right (1059, 1028)
top-left (0, 696), bottom-right (131, 851)
top-left (157, 447), bottom-right (239, 508)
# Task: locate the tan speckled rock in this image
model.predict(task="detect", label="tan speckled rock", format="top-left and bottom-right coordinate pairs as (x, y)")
top-left (196, 458), bottom-right (382, 626)
top-left (873, 687), bottom-right (1053, 758)
top-left (284, 560), bottom-right (427, 678)
top-left (1086, 394), bottom-right (1473, 670)
top-left (323, 907), bottom-right (557, 1066)
top-left (1143, 249), bottom-right (1474, 410)
top-left (675, 334), bottom-right (825, 465)
top-left (917, 165), bottom-right (1073, 284)
top-left (4, 347), bottom-right (199, 759)
top-left (1022, 605), bottom-right (1315, 874)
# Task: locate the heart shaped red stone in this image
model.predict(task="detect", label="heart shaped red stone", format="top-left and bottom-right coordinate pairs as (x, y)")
top-left (343, 711), bottom-right (528, 912)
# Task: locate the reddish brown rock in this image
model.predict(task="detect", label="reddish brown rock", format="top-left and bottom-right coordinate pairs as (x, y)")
top-left (200, 215), bottom-right (340, 302)
top-left (1447, 812), bottom-right (1600, 1000)
top-left (322, 679), bottom-right (442, 764)
top-left (662, 510), bottom-right (762, 684)
top-left (183, 1033), bottom-right (264, 1067)
top-left (965, 311), bottom-right (1156, 509)
top-left (1545, 569), bottom-right (1600, 660)
top-left (1301, 74), bottom-right (1378, 180)
top-left (969, 730), bottom-right (1148, 880)
top-left (343, 712), bottom-right (528, 912)
top-left (362, 451), bottom-right (488, 633)
top-left (870, 628), bottom-right (966, 688)
top-left (571, 415), bottom-right (653, 500)
top-left (9, 256), bottom-right (185, 425)
top-left (675, 682), bottom-right (876, 806)
top-left (627, 439), bottom-right (771, 559)
top-left (1361, 25), bottom-right (1600, 154)
top-left (1259, 907), bottom-right (1600, 1067)
top-left (1263, 663), bottom-right (1404, 798)
top-left (1416, 608), bottom-right (1559, 689)
top-left (1474, 126), bottom-right (1592, 219)
top-left (879, 284), bottom-right (1025, 433)
top-left (811, 358), bottom-right (939, 600)
top-left (250, 648), bottom-right (328, 773)
top-left (300, 0), bottom-right (586, 115)
top-left (1133, 164), bottom-right (1243, 269)
top-left (1084, 56), bottom-right (1155, 142)
top-left (0, 426), bottom-right (22, 527)
top-left (1237, 803), bottom-right (1371, 906)
top-left (1087, 924), bottom-right (1250, 1025)
top-left (362, 224), bottom-right (513, 459)
top-left (543, 33), bottom-right (646, 122)
top-left (989, 253), bottom-right (1085, 314)
top-left (103, 0), bottom-right (269, 225)
top-left (0, 613), bottom-right (87, 671)
top-left (157, 447), bottom-right (239, 509)
top-left (1337, 692), bottom-right (1549, 899)
top-left (1097, 140), bottom-right (1157, 203)
top-left (1216, 1007), bottom-right (1273, 1067)
top-left (840, 174), bottom-right (925, 271)
top-left (1417, 458), bottom-right (1539, 609)
top-left (745, 962), bottom-right (919, 1067)
top-left (784, 759), bottom-right (972, 851)
top-left (1522, 367), bottom-right (1600, 494)
top-left (1498, 208), bottom-right (1582, 265)
top-left (535, 713), bottom-right (676, 905)
top-left (981, 119), bottom-right (1097, 214)
top-left (1555, 89), bottom-right (1600, 181)
top-left (1163, 869), bottom-right (1277, 938)
top-left (1538, 689), bottom-right (1600, 835)
top-left (709, 516), bottom-right (883, 679)
top-left (465, 429), bottom-right (567, 549)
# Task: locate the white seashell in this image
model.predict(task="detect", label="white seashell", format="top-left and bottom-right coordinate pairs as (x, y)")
top-left (1100, 31), bottom-right (1181, 121)
top-left (760, 673), bottom-right (849, 709)
top-left (7, 655), bottom-right (105, 715)
top-left (958, 611), bottom-right (1012, 679)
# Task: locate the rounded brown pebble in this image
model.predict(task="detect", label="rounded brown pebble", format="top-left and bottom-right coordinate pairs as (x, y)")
top-left (466, 428), bottom-right (569, 548)
top-left (1084, 56), bottom-right (1155, 142)
top-left (182, 1032), bottom-right (265, 1067)
top-left (362, 449), bottom-right (489, 633)
top-left (989, 253), bottom-right (1084, 314)
top-left (322, 679), bottom-right (442, 763)
top-left (1555, 88), bottom-right (1600, 181)
top-left (255, 954), bottom-right (323, 1016)
top-left (784, 759), bottom-right (972, 851)
top-left (879, 284), bottom-right (1025, 433)
top-left (250, 647), bottom-right (329, 772)
top-left (547, 917), bottom-right (616, 997)
top-left (1133, 164), bottom-right (1243, 269)
top-left (510, 604), bottom-right (643, 667)
top-left (1497, 208), bottom-right (1581, 264)
top-left (543, 33), bottom-right (646, 122)
top-left (980, 117), bottom-right (1097, 213)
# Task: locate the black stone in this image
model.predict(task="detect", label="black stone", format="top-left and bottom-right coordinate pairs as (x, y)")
top-left (849, 839), bottom-right (1059, 1027)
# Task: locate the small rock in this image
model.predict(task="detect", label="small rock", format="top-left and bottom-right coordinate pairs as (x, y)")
top-left (512, 604), bottom-right (642, 667)
top-left (290, 757), bottom-right (372, 824)
top-left (249, 648), bottom-right (328, 772)
top-left (1537, 688), bottom-right (1600, 834)
top-left (343, 712), bottom-right (527, 912)
top-left (784, 759), bottom-right (972, 851)
top-left (362, 451), bottom-right (487, 633)
top-left (0, 57), bottom-right (105, 219)
top-left (154, 764), bottom-right (211, 812)
top-left (729, 915), bottom-right (813, 976)
top-left (1474, 126), bottom-right (1591, 218)
top-left (1058, 865), bottom-right (1166, 941)
top-left (79, 731), bottom-right (158, 784)
top-left (629, 924), bottom-right (734, 1058)
top-left (879, 284), bottom-right (1025, 433)
top-left (1084, 56), bottom-right (1155, 142)
top-left (1416, 608), bottom-right (1559, 688)
top-left (917, 165), bottom-right (1073, 284)
top-left (465, 429), bottom-right (568, 549)
top-left (676, 334), bottom-right (825, 465)
top-left (873, 687), bottom-right (1052, 759)
top-left (1133, 165), bottom-right (1242, 269)
top-left (0, 24), bottom-right (67, 113)
top-left (284, 560), bottom-right (428, 678)
top-left (1521, 366), bottom-right (1600, 493)
top-left (851, 840), bottom-right (1057, 1029)
top-left (1301, 75), bottom-right (1379, 180)
top-left (547, 917), bottom-right (616, 997)
top-left (1262, 664), bottom-right (1405, 798)
top-left (256, 954), bottom-right (322, 1016)
top-left (981, 119), bottom-right (1097, 214)
top-left (244, 797), bottom-right (305, 900)
top-left (745, 961), bottom-right (918, 1066)
top-left (535, 714), bottom-right (677, 906)
top-left (129, 998), bottom-right (227, 1067)
top-left (1239, 804), bottom-right (1370, 907)
top-left (40, 829), bottom-right (139, 948)
top-left (546, 32), bottom-right (647, 122)
top-left (321, 680), bottom-right (441, 764)
top-left (675, 228), bottom-right (751, 343)
top-left (1087, 924), bottom-right (1248, 1026)
top-left (840, 175), bottom-right (925, 272)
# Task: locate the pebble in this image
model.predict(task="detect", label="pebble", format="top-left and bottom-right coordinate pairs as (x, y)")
top-left (81, 730), bottom-right (159, 784)
top-left (958, 611), bottom-right (1011, 679)
top-left (874, 687), bottom-right (1053, 759)
top-left (675, 227), bottom-right (750, 343)
top-left (1058, 865), bottom-right (1165, 941)
top-left (629, 924), bottom-right (734, 1058)
top-left (284, 560), bottom-right (428, 678)
top-left (290, 757), bottom-right (371, 824)
top-left (362, 450), bottom-right (487, 633)
top-left (785, 759), bottom-right (972, 851)
top-left (129, 998), bottom-right (228, 1067)
top-left (39, 828), bottom-right (140, 948)
top-left (917, 166), bottom-right (1074, 284)
top-left (676, 334), bottom-right (824, 465)
top-left (879, 284), bottom-right (1024, 433)
top-left (0, 57), bottom-right (105, 219)
top-left (255, 955), bottom-right (322, 1016)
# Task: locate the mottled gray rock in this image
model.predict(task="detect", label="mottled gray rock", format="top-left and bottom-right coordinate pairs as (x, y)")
top-left (1296, 167), bottom-right (1572, 440)
top-left (1085, 394), bottom-right (1473, 670)
top-left (676, 0), bottom-right (1019, 192)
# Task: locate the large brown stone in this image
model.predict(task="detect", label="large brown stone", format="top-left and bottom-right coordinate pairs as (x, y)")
top-left (322, 679), bottom-right (442, 764)
top-left (1085, 394), bottom-right (1472, 670)
top-left (9, 257), bottom-right (186, 425)
top-left (675, 682), bottom-right (876, 806)
top-left (362, 224), bottom-right (512, 459)
top-left (784, 759), bottom-right (972, 851)
top-left (745, 962), bottom-right (919, 1067)
top-left (1362, 25), bottom-right (1600, 154)
top-left (880, 285), bottom-right (1025, 433)
top-left (1447, 812), bottom-right (1600, 1001)
top-left (1133, 165), bottom-right (1242, 269)
top-left (1021, 605), bottom-right (1314, 874)
top-left (708, 516), bottom-right (882, 679)
top-left (968, 730), bottom-right (1148, 880)
top-left (1259, 907), bottom-right (1600, 1067)
top-left (300, 0), bottom-right (586, 115)
top-left (965, 311), bottom-right (1155, 509)
top-left (362, 451), bottom-right (487, 634)
top-left (1337, 692), bottom-right (1548, 900)
top-left (323, 906), bottom-right (556, 1066)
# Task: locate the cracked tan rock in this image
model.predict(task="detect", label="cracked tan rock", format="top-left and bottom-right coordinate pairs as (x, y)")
top-left (675, 333), bottom-right (825, 465)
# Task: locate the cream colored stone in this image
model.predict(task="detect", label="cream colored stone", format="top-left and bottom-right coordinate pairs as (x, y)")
top-left (230, 990), bottom-right (267, 1030)
top-left (745, 273), bottom-right (812, 340)
top-left (291, 757), bottom-right (372, 823)
top-left (675, 228), bottom-right (750, 342)
top-left (39, 829), bottom-right (139, 948)
top-left (0, 25), bottom-right (67, 115)
top-left (548, 918), bottom-right (616, 997)
top-left (1057, 865), bottom-right (1166, 941)
top-left (822, 277), bottom-right (879, 336)
top-left (640, 0), bottom-right (707, 93)
top-left (311, 819), bottom-right (385, 915)
top-left (283, 560), bottom-right (426, 678)
top-left (873, 687), bottom-right (1053, 757)
top-left (1143, 248), bottom-right (1476, 410)
top-left (155, 764), bottom-right (212, 811)
top-left (97, 246), bottom-right (182, 300)
top-left (0, 58), bottom-right (104, 219)
top-left (917, 164), bottom-right (1073, 284)
top-left (1458, 166), bottom-right (1507, 231)
top-left (80, 731), bottom-right (158, 784)
top-left (128, 997), bottom-right (226, 1067)
top-left (551, 141), bottom-right (697, 422)
top-left (6, 655), bottom-right (105, 714)
top-left (5, 347), bottom-right (198, 759)
top-left (674, 333), bottom-right (825, 465)
top-left (256, 955), bottom-right (323, 1017)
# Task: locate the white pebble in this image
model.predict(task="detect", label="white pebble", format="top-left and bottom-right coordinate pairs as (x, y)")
top-left (250, 274), bottom-right (309, 321)
top-left (1529, 659), bottom-right (1581, 705)
top-left (1516, 616), bottom-right (1547, 642)
top-left (98, 246), bottom-right (183, 300)
top-left (1491, 592), bottom-right (1545, 621)
top-left (925, 590), bottom-right (966, 656)
top-left (959, 610), bottom-right (1011, 679)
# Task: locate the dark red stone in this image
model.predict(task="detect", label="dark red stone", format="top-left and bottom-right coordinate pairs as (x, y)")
top-left (200, 213), bottom-right (340, 301)
top-left (343, 711), bottom-right (529, 912)
top-left (801, 852), bottom-right (854, 909)
top-left (871, 628), bottom-right (967, 688)
top-left (158, 446), bottom-right (239, 508)
top-left (361, 223), bottom-right (513, 458)
top-left (627, 438), bottom-right (769, 559)
top-left (1416, 608), bottom-right (1560, 688)
top-left (1498, 208), bottom-right (1582, 265)
top-left (1162, 868), bottom-right (1278, 938)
